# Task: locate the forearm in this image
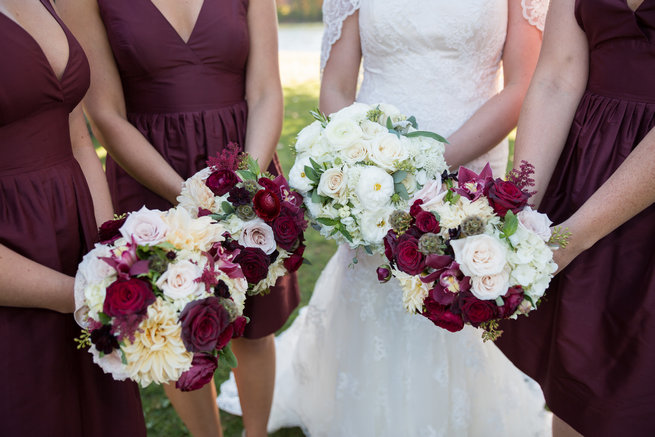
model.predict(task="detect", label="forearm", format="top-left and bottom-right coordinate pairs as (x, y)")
top-left (512, 75), bottom-right (584, 206)
top-left (244, 92), bottom-right (283, 170)
top-left (319, 81), bottom-right (357, 116)
top-left (90, 113), bottom-right (185, 205)
top-left (563, 128), bottom-right (655, 251)
top-left (0, 245), bottom-right (75, 313)
top-left (445, 84), bottom-right (526, 170)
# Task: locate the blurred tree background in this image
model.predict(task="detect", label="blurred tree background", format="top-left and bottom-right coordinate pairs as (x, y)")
top-left (277, 0), bottom-right (322, 22)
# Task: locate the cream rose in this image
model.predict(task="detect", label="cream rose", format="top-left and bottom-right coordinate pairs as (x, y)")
top-left (360, 119), bottom-right (388, 139)
top-left (324, 118), bottom-right (363, 149)
top-left (450, 234), bottom-right (508, 277)
top-left (355, 166), bottom-right (395, 209)
top-left (369, 133), bottom-right (408, 170)
top-left (164, 207), bottom-right (225, 252)
top-left (470, 268), bottom-right (511, 300)
top-left (78, 244), bottom-right (116, 284)
top-left (341, 140), bottom-right (370, 164)
top-left (317, 167), bottom-right (348, 200)
top-left (330, 102), bottom-right (371, 122)
top-left (156, 259), bottom-right (205, 301)
top-left (517, 206), bottom-right (553, 241)
top-left (120, 206), bottom-right (169, 246)
top-left (238, 219), bottom-right (277, 255)
top-left (177, 171), bottom-right (216, 215)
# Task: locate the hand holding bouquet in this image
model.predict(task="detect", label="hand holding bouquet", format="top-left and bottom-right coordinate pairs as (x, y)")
top-left (177, 143), bottom-right (308, 295)
top-left (378, 162), bottom-right (561, 341)
top-left (288, 103), bottom-right (449, 252)
top-left (74, 206), bottom-right (248, 390)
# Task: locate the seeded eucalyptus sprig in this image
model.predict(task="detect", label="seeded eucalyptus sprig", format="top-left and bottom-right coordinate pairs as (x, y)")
top-left (479, 321), bottom-right (503, 342)
top-left (549, 226), bottom-right (571, 248)
top-left (75, 329), bottom-right (92, 350)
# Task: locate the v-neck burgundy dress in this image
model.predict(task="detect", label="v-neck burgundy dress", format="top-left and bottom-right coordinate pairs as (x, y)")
top-left (98, 0), bottom-right (299, 338)
top-left (496, 0), bottom-right (655, 435)
top-left (0, 1), bottom-right (145, 435)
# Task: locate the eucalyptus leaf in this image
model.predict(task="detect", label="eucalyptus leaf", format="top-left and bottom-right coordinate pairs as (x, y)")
top-left (309, 157), bottom-right (323, 172)
top-left (247, 156), bottom-right (261, 175)
top-left (316, 217), bottom-right (339, 227)
top-left (304, 165), bottom-right (320, 183)
top-left (407, 115), bottom-right (418, 129)
top-left (386, 116), bottom-right (394, 130)
top-left (392, 170), bottom-right (408, 184)
top-left (340, 228), bottom-right (354, 242)
top-left (364, 245), bottom-right (373, 255)
top-left (222, 201), bottom-right (235, 214)
top-left (405, 130), bottom-right (449, 144)
top-left (394, 182), bottom-right (410, 200)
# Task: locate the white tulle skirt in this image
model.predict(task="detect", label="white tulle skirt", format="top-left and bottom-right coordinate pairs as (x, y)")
top-left (218, 245), bottom-right (551, 437)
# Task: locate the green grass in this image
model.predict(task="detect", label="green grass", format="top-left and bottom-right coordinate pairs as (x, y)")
top-left (96, 81), bottom-right (515, 437)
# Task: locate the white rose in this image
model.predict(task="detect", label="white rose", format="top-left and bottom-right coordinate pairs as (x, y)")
top-left (450, 234), bottom-right (508, 277)
top-left (369, 133), bottom-right (408, 170)
top-left (324, 118), bottom-right (363, 149)
top-left (341, 140), bottom-right (370, 164)
top-left (289, 156), bottom-right (315, 193)
top-left (238, 219), bottom-right (277, 255)
top-left (355, 166), bottom-right (395, 209)
top-left (295, 121), bottom-right (322, 153)
top-left (470, 267), bottom-right (511, 300)
top-left (330, 102), bottom-right (371, 122)
top-left (120, 206), bottom-right (169, 245)
top-left (360, 207), bottom-right (393, 244)
top-left (377, 103), bottom-right (404, 124)
top-left (517, 207), bottom-right (553, 241)
top-left (360, 119), bottom-right (387, 139)
top-left (317, 167), bottom-right (348, 200)
top-left (411, 178), bottom-right (447, 210)
top-left (156, 259), bottom-right (205, 300)
top-left (78, 244), bottom-right (115, 284)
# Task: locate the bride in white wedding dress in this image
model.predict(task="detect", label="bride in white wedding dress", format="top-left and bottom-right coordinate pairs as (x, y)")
top-left (219, 0), bottom-right (552, 435)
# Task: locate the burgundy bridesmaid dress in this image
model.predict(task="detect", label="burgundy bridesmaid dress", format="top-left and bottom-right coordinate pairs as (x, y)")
top-left (97, 0), bottom-right (300, 338)
top-left (0, 1), bottom-right (145, 435)
top-left (497, 1), bottom-right (655, 435)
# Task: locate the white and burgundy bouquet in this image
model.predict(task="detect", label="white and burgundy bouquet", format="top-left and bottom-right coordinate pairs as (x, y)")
top-left (377, 162), bottom-right (561, 341)
top-left (288, 102), bottom-right (449, 252)
top-left (74, 206), bottom-right (249, 390)
top-left (177, 143), bottom-right (308, 295)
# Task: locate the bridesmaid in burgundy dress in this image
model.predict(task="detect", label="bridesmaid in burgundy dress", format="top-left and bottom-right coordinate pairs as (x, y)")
top-left (0, 0), bottom-right (145, 435)
top-left (496, 0), bottom-right (655, 435)
top-left (59, 0), bottom-right (299, 435)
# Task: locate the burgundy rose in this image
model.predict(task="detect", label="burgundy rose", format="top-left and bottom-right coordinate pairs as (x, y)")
top-left (484, 178), bottom-right (530, 217)
top-left (383, 231), bottom-right (398, 262)
top-left (90, 324), bottom-right (120, 354)
top-left (283, 244), bottom-right (305, 273)
top-left (422, 297), bottom-right (464, 332)
top-left (179, 297), bottom-right (230, 352)
top-left (216, 325), bottom-right (234, 351)
top-left (232, 316), bottom-right (248, 338)
top-left (409, 199), bottom-right (424, 218)
top-left (253, 189), bottom-right (281, 221)
top-left (176, 353), bottom-right (218, 392)
top-left (395, 237), bottom-right (425, 275)
top-left (234, 247), bottom-right (271, 284)
top-left (498, 286), bottom-right (525, 318)
top-left (458, 292), bottom-right (498, 326)
top-left (103, 278), bottom-right (155, 317)
top-left (206, 169), bottom-right (240, 196)
top-left (227, 187), bottom-right (252, 206)
top-left (377, 265), bottom-right (392, 283)
top-left (272, 216), bottom-right (301, 251)
top-left (98, 217), bottom-right (126, 244)
top-left (415, 211), bottom-right (440, 233)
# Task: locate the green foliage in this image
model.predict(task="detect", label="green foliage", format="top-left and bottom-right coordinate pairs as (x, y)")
top-left (502, 210), bottom-right (519, 237)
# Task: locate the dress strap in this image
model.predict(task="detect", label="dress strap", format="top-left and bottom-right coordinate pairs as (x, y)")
top-left (521, 0), bottom-right (550, 32)
top-left (320, 0), bottom-right (360, 70)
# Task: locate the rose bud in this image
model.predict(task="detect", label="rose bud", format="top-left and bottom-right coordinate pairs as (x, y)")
top-left (176, 354), bottom-right (218, 392)
top-left (377, 265), bottom-right (392, 283)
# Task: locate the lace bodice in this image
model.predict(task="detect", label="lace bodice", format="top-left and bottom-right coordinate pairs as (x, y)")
top-left (321, 0), bottom-right (549, 174)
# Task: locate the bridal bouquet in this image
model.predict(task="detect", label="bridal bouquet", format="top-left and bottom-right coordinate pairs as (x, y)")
top-left (289, 102), bottom-right (449, 252)
top-left (377, 162), bottom-right (561, 341)
top-left (74, 206), bottom-right (249, 390)
top-left (177, 144), bottom-right (308, 295)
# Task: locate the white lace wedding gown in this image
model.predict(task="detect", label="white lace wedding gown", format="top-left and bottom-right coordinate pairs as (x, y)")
top-left (219, 1), bottom-right (552, 435)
